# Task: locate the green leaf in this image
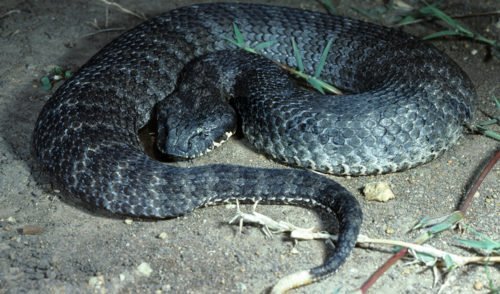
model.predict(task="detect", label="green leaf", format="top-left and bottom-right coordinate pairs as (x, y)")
top-left (455, 238), bottom-right (500, 254)
top-left (222, 35), bottom-right (238, 47)
top-left (476, 125), bottom-right (500, 141)
top-left (52, 66), bottom-right (63, 75)
top-left (232, 22), bottom-right (245, 45)
top-left (320, 0), bottom-right (336, 15)
top-left (412, 216), bottom-right (431, 230)
top-left (291, 37), bottom-right (305, 73)
top-left (398, 15), bottom-right (418, 26)
top-left (443, 254), bottom-right (457, 271)
top-left (308, 78), bottom-right (326, 94)
top-left (64, 70), bottom-right (72, 79)
top-left (223, 22), bottom-right (246, 48)
top-left (477, 119), bottom-right (498, 127)
top-left (412, 211), bottom-right (463, 244)
top-left (413, 211), bottom-right (462, 232)
top-left (413, 251), bottom-right (437, 266)
top-left (40, 76), bottom-right (52, 91)
top-left (254, 40), bottom-right (277, 52)
top-left (314, 38), bottom-right (334, 78)
top-left (482, 129), bottom-right (500, 141)
top-left (419, 4), bottom-right (473, 37)
top-left (427, 212), bottom-right (463, 234)
top-left (420, 5), bottom-right (455, 26)
top-left (454, 225), bottom-right (500, 254)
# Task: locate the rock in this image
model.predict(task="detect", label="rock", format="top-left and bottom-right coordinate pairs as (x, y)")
top-left (363, 182), bottom-right (395, 202)
top-left (136, 262), bottom-right (153, 277)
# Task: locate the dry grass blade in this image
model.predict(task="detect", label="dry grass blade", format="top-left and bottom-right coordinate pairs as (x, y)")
top-left (0, 9), bottom-right (21, 19)
top-left (98, 0), bottom-right (146, 20)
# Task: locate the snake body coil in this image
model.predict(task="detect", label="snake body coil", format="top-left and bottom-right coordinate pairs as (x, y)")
top-left (32, 3), bottom-right (474, 291)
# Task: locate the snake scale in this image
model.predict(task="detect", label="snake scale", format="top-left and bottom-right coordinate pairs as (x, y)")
top-left (32, 3), bottom-right (475, 292)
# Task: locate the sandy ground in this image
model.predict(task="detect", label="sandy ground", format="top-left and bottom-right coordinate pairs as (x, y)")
top-left (0, 0), bottom-right (498, 293)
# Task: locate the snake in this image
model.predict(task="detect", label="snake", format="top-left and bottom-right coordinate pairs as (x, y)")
top-left (32, 3), bottom-right (475, 292)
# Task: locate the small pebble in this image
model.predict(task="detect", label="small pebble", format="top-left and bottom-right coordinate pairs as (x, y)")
top-left (363, 182), bottom-right (395, 202)
top-left (37, 258), bottom-right (50, 270)
top-left (124, 218), bottom-right (133, 225)
top-left (46, 270), bottom-right (57, 279)
top-left (473, 280), bottom-right (483, 290)
top-left (18, 225), bottom-right (44, 235)
top-left (157, 232), bottom-right (168, 240)
top-left (88, 275), bottom-right (105, 289)
top-left (136, 262), bottom-right (153, 277)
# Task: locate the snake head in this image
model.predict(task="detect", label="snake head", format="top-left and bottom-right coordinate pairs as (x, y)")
top-left (155, 94), bottom-right (237, 159)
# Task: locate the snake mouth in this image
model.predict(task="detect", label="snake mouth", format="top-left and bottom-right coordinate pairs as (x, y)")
top-left (161, 129), bottom-right (235, 160)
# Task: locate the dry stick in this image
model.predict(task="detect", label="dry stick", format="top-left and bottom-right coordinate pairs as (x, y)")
top-left (359, 248), bottom-right (409, 293)
top-left (359, 149), bottom-right (500, 293)
top-left (459, 149), bottom-right (500, 214)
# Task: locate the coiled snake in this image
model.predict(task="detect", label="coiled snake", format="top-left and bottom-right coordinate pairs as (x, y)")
top-left (32, 3), bottom-right (475, 292)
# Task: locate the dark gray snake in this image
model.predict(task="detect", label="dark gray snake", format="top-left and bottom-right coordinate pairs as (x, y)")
top-left (32, 3), bottom-right (475, 291)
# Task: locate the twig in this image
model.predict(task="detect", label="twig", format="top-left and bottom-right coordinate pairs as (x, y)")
top-left (459, 149), bottom-right (500, 214)
top-left (360, 248), bottom-right (408, 293)
top-left (357, 236), bottom-right (499, 266)
top-left (230, 207), bottom-right (498, 269)
top-left (359, 149), bottom-right (500, 293)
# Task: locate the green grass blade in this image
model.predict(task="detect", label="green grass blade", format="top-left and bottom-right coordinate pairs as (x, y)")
top-left (413, 251), bottom-right (437, 266)
top-left (232, 22), bottom-right (245, 45)
top-left (222, 36), bottom-right (239, 47)
top-left (254, 40), bottom-right (277, 51)
top-left (443, 254), bottom-right (457, 270)
top-left (222, 24), bottom-right (343, 95)
top-left (64, 70), bottom-right (72, 79)
top-left (477, 119), bottom-right (498, 127)
top-left (308, 78), bottom-right (326, 94)
top-left (291, 37), bottom-right (305, 73)
top-left (455, 238), bottom-right (500, 253)
top-left (423, 29), bottom-right (461, 40)
top-left (481, 129), bottom-right (500, 141)
top-left (419, 4), bottom-right (474, 37)
top-left (319, 0), bottom-right (336, 14)
top-left (398, 14), bottom-right (419, 26)
top-left (412, 211), bottom-right (463, 243)
top-left (314, 38), bottom-right (334, 78)
top-left (40, 76), bottom-right (52, 91)
top-left (455, 225), bottom-right (500, 253)
top-left (420, 5), bottom-right (456, 27)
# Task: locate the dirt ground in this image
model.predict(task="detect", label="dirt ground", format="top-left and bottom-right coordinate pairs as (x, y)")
top-left (0, 0), bottom-right (498, 293)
